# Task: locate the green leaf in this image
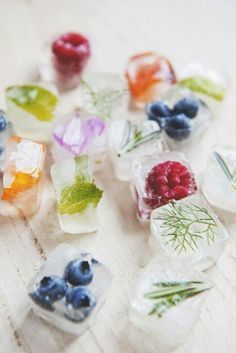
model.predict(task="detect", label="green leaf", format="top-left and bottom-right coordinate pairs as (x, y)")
top-left (58, 181), bottom-right (103, 215)
top-left (6, 85), bottom-right (58, 121)
top-left (179, 76), bottom-right (225, 101)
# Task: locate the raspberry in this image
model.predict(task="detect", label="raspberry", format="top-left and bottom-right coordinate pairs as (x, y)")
top-left (52, 32), bottom-right (90, 75)
top-left (145, 161), bottom-right (196, 208)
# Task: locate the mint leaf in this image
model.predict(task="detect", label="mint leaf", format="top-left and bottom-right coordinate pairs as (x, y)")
top-left (179, 76), bottom-right (225, 101)
top-left (6, 85), bottom-right (58, 121)
top-left (58, 181), bottom-right (103, 215)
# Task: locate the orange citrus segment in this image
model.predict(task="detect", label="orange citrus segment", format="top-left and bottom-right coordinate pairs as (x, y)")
top-left (2, 172), bottom-right (41, 200)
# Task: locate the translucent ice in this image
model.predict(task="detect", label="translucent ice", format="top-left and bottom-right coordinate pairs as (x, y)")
top-left (130, 257), bottom-right (211, 351)
top-left (28, 244), bottom-right (112, 336)
top-left (52, 111), bottom-right (107, 162)
top-left (131, 151), bottom-right (197, 221)
top-left (1, 136), bottom-right (46, 216)
top-left (5, 83), bottom-right (58, 143)
top-left (108, 119), bottom-right (166, 181)
top-left (202, 145), bottom-right (236, 212)
top-left (151, 194), bottom-right (229, 270)
top-left (51, 155), bottom-right (103, 234)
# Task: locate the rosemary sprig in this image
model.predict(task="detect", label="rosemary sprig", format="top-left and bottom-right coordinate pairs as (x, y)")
top-left (144, 281), bottom-right (212, 317)
top-left (214, 151), bottom-right (236, 189)
top-left (80, 79), bottom-right (128, 121)
top-left (118, 121), bottom-right (161, 157)
top-left (154, 202), bottom-right (218, 254)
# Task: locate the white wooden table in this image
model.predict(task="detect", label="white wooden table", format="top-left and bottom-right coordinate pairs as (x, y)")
top-left (0, 0), bottom-right (236, 352)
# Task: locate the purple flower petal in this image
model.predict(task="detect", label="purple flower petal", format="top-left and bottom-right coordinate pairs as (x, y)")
top-left (53, 113), bottom-right (106, 155)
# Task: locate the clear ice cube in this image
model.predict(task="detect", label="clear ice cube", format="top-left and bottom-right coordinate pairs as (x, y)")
top-left (131, 151), bottom-right (197, 221)
top-left (51, 156), bottom-right (103, 234)
top-left (1, 136), bottom-right (46, 216)
top-left (51, 111), bottom-right (107, 163)
top-left (202, 145), bottom-right (236, 212)
top-left (130, 256), bottom-right (211, 351)
top-left (150, 194), bottom-right (228, 270)
top-left (5, 83), bottom-right (58, 143)
top-left (108, 119), bottom-right (166, 181)
top-left (28, 244), bottom-right (112, 336)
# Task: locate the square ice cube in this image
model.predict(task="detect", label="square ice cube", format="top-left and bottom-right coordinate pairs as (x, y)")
top-left (130, 257), bottom-right (211, 351)
top-left (51, 155), bottom-right (103, 234)
top-left (28, 244), bottom-right (112, 336)
top-left (52, 111), bottom-right (107, 163)
top-left (108, 119), bottom-right (166, 181)
top-left (1, 136), bottom-right (46, 216)
top-left (131, 151), bottom-right (197, 221)
top-left (154, 88), bottom-right (212, 150)
top-left (5, 83), bottom-right (58, 143)
top-left (151, 194), bottom-right (228, 270)
top-left (202, 145), bottom-right (236, 212)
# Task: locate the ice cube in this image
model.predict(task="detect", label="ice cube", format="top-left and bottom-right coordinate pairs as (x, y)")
top-left (5, 83), bottom-right (58, 143)
top-left (39, 32), bottom-right (91, 91)
top-left (131, 151), bottom-right (197, 221)
top-left (129, 256), bottom-right (212, 351)
top-left (108, 119), bottom-right (166, 181)
top-left (151, 194), bottom-right (228, 270)
top-left (1, 136), bottom-right (46, 216)
top-left (78, 72), bottom-right (129, 121)
top-left (202, 145), bottom-right (236, 212)
top-left (148, 89), bottom-right (212, 150)
top-left (52, 111), bottom-right (107, 162)
top-left (125, 52), bottom-right (176, 107)
top-left (0, 110), bottom-right (14, 173)
top-left (28, 243), bottom-right (112, 336)
top-left (51, 155), bottom-right (103, 234)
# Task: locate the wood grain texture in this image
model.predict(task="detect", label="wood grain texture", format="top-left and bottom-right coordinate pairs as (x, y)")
top-left (0, 0), bottom-right (236, 352)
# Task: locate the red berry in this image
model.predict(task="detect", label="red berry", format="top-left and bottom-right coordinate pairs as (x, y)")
top-left (145, 160), bottom-right (196, 209)
top-left (52, 32), bottom-right (90, 76)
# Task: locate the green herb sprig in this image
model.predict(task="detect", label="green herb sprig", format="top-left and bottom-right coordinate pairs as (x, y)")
top-left (214, 151), bottom-right (236, 190)
top-left (80, 79), bottom-right (128, 121)
top-left (144, 281), bottom-right (212, 317)
top-left (154, 202), bottom-right (218, 254)
top-left (118, 121), bottom-right (161, 156)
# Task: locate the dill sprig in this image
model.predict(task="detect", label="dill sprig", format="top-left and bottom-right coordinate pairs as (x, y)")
top-left (80, 79), bottom-right (128, 121)
top-left (118, 120), bottom-right (161, 157)
top-left (144, 281), bottom-right (212, 317)
top-left (214, 151), bottom-right (236, 190)
top-left (154, 201), bottom-right (218, 254)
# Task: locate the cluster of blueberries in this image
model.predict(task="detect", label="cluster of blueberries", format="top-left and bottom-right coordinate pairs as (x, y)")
top-left (30, 257), bottom-right (97, 321)
top-left (146, 96), bottom-right (201, 141)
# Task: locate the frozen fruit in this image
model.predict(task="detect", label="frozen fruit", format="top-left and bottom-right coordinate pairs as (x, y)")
top-left (145, 161), bottom-right (197, 208)
top-left (125, 52), bottom-right (176, 105)
top-left (173, 97), bottom-right (199, 119)
top-left (0, 113), bottom-right (7, 132)
top-left (66, 286), bottom-right (95, 311)
top-left (36, 276), bottom-right (68, 301)
top-left (146, 101), bottom-right (171, 127)
top-left (164, 114), bottom-right (191, 141)
top-left (52, 32), bottom-right (90, 75)
top-left (30, 291), bottom-right (54, 312)
top-left (65, 260), bottom-right (93, 286)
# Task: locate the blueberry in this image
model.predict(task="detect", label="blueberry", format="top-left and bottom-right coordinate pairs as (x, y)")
top-left (173, 97), bottom-right (199, 119)
top-left (66, 286), bottom-right (95, 310)
top-left (29, 291), bottom-right (54, 312)
top-left (164, 114), bottom-right (191, 141)
top-left (65, 260), bottom-right (93, 286)
top-left (146, 101), bottom-right (171, 128)
top-left (37, 275), bottom-right (68, 302)
top-left (0, 111), bottom-right (7, 132)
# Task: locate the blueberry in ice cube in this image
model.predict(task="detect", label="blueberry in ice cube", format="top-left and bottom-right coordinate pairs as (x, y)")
top-left (146, 101), bottom-right (171, 128)
top-left (66, 286), bottom-right (96, 311)
top-left (65, 260), bottom-right (93, 286)
top-left (0, 111), bottom-right (7, 132)
top-left (29, 291), bottom-right (55, 312)
top-left (164, 114), bottom-right (191, 141)
top-left (173, 97), bottom-right (199, 119)
top-left (37, 275), bottom-right (68, 302)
